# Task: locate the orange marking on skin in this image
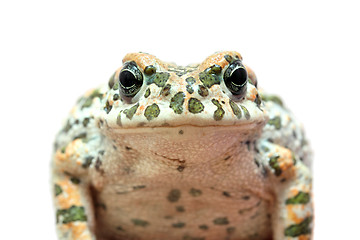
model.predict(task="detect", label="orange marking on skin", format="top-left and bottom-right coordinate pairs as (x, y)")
top-left (59, 222), bottom-right (91, 240)
top-left (299, 235), bottom-right (310, 240)
top-left (290, 188), bottom-right (300, 197)
top-left (199, 51), bottom-right (242, 71)
top-left (122, 53), bottom-right (167, 71)
top-left (247, 88), bottom-right (258, 101)
top-left (139, 105), bottom-right (145, 112)
top-left (287, 205), bottom-right (305, 224)
top-left (70, 106), bottom-right (78, 115)
top-left (55, 139), bottom-right (84, 165)
top-left (71, 222), bottom-right (90, 240)
top-left (56, 178), bottom-right (82, 208)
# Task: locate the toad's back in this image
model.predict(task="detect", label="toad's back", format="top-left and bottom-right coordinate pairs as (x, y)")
top-left (53, 51), bottom-right (313, 240)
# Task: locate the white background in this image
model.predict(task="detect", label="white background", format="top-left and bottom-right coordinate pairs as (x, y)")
top-left (1, 0), bottom-right (359, 239)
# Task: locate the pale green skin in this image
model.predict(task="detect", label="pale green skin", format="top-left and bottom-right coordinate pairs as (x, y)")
top-left (52, 51), bottom-right (313, 240)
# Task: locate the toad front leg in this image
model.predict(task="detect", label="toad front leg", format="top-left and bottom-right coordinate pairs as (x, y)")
top-left (259, 141), bottom-right (313, 240)
top-left (52, 139), bottom-right (96, 240)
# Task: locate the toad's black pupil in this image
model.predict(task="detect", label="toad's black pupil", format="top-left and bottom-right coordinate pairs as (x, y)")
top-left (120, 70), bottom-right (137, 88)
top-left (229, 68), bottom-right (247, 87)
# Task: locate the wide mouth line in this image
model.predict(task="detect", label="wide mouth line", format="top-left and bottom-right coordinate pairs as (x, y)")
top-left (112, 121), bottom-right (262, 130)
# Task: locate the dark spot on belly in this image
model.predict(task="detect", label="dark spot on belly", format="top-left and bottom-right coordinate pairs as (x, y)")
top-left (183, 235), bottom-right (205, 240)
top-left (167, 189), bottom-right (181, 202)
top-left (189, 188), bottom-right (202, 197)
top-left (95, 202), bottom-right (106, 211)
top-left (116, 226), bottom-right (124, 231)
top-left (254, 158), bottom-right (260, 168)
top-left (95, 157), bottom-right (104, 174)
top-left (250, 210), bottom-right (260, 219)
top-left (131, 219), bottom-right (149, 227)
top-left (179, 129), bottom-right (184, 134)
top-left (172, 222), bottom-right (186, 228)
top-left (125, 146), bottom-right (132, 150)
top-left (222, 191), bottom-right (231, 197)
top-left (133, 185), bottom-right (146, 190)
top-left (213, 217), bottom-right (229, 225)
top-left (238, 200), bottom-right (262, 214)
top-left (224, 156), bottom-right (231, 161)
top-left (177, 165), bottom-right (185, 172)
top-left (199, 224), bottom-right (208, 230)
top-left (226, 226), bottom-right (236, 234)
top-left (242, 195), bottom-right (250, 200)
top-left (176, 206), bottom-right (185, 212)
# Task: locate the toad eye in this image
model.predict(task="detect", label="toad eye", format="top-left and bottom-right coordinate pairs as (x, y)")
top-left (119, 61), bottom-right (143, 97)
top-left (223, 61), bottom-right (248, 96)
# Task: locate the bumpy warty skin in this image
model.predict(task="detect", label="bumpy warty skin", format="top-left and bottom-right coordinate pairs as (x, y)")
top-left (52, 51), bottom-right (313, 240)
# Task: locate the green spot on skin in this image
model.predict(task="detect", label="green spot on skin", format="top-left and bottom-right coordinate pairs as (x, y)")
top-left (60, 146), bottom-right (66, 153)
top-left (240, 105), bottom-right (250, 120)
top-left (116, 110), bottom-right (122, 126)
top-left (81, 89), bottom-right (103, 109)
top-left (211, 99), bottom-right (225, 121)
top-left (198, 85), bottom-right (209, 97)
top-left (70, 177), bottom-right (81, 184)
top-left (144, 103), bottom-right (160, 121)
top-left (82, 117), bottom-right (90, 127)
top-left (112, 81), bottom-right (119, 90)
top-left (104, 100), bottom-right (112, 114)
top-left (199, 71), bottom-right (220, 88)
top-left (63, 120), bottom-right (72, 132)
top-left (131, 219), bottom-right (149, 227)
top-left (269, 155), bottom-right (282, 176)
top-left (207, 64), bottom-right (222, 75)
top-left (185, 77), bottom-right (196, 85)
top-left (213, 217), bottom-right (229, 225)
top-left (189, 188), bottom-right (202, 197)
top-left (260, 93), bottom-right (284, 106)
top-left (229, 100), bottom-right (242, 119)
top-left (170, 92), bottom-right (185, 114)
top-left (268, 116), bottom-right (281, 129)
top-left (73, 132), bottom-right (87, 141)
top-left (254, 94), bottom-right (262, 108)
top-left (54, 184), bottom-right (62, 196)
top-left (108, 72), bottom-right (115, 89)
top-left (168, 189), bottom-right (181, 202)
top-left (144, 88), bottom-right (151, 98)
top-left (56, 205), bottom-right (87, 224)
top-left (211, 99), bottom-right (221, 108)
top-left (292, 153), bottom-right (297, 165)
top-left (152, 72), bottom-right (170, 87)
top-left (224, 55), bottom-right (234, 63)
top-left (82, 156), bottom-right (94, 168)
top-left (123, 103), bottom-right (139, 120)
top-left (286, 192), bottom-right (310, 204)
top-left (172, 222), bottom-right (186, 228)
top-left (284, 216), bottom-right (312, 237)
top-left (161, 84), bottom-right (172, 96)
top-left (186, 85), bottom-right (194, 94)
top-left (188, 98), bottom-right (204, 114)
